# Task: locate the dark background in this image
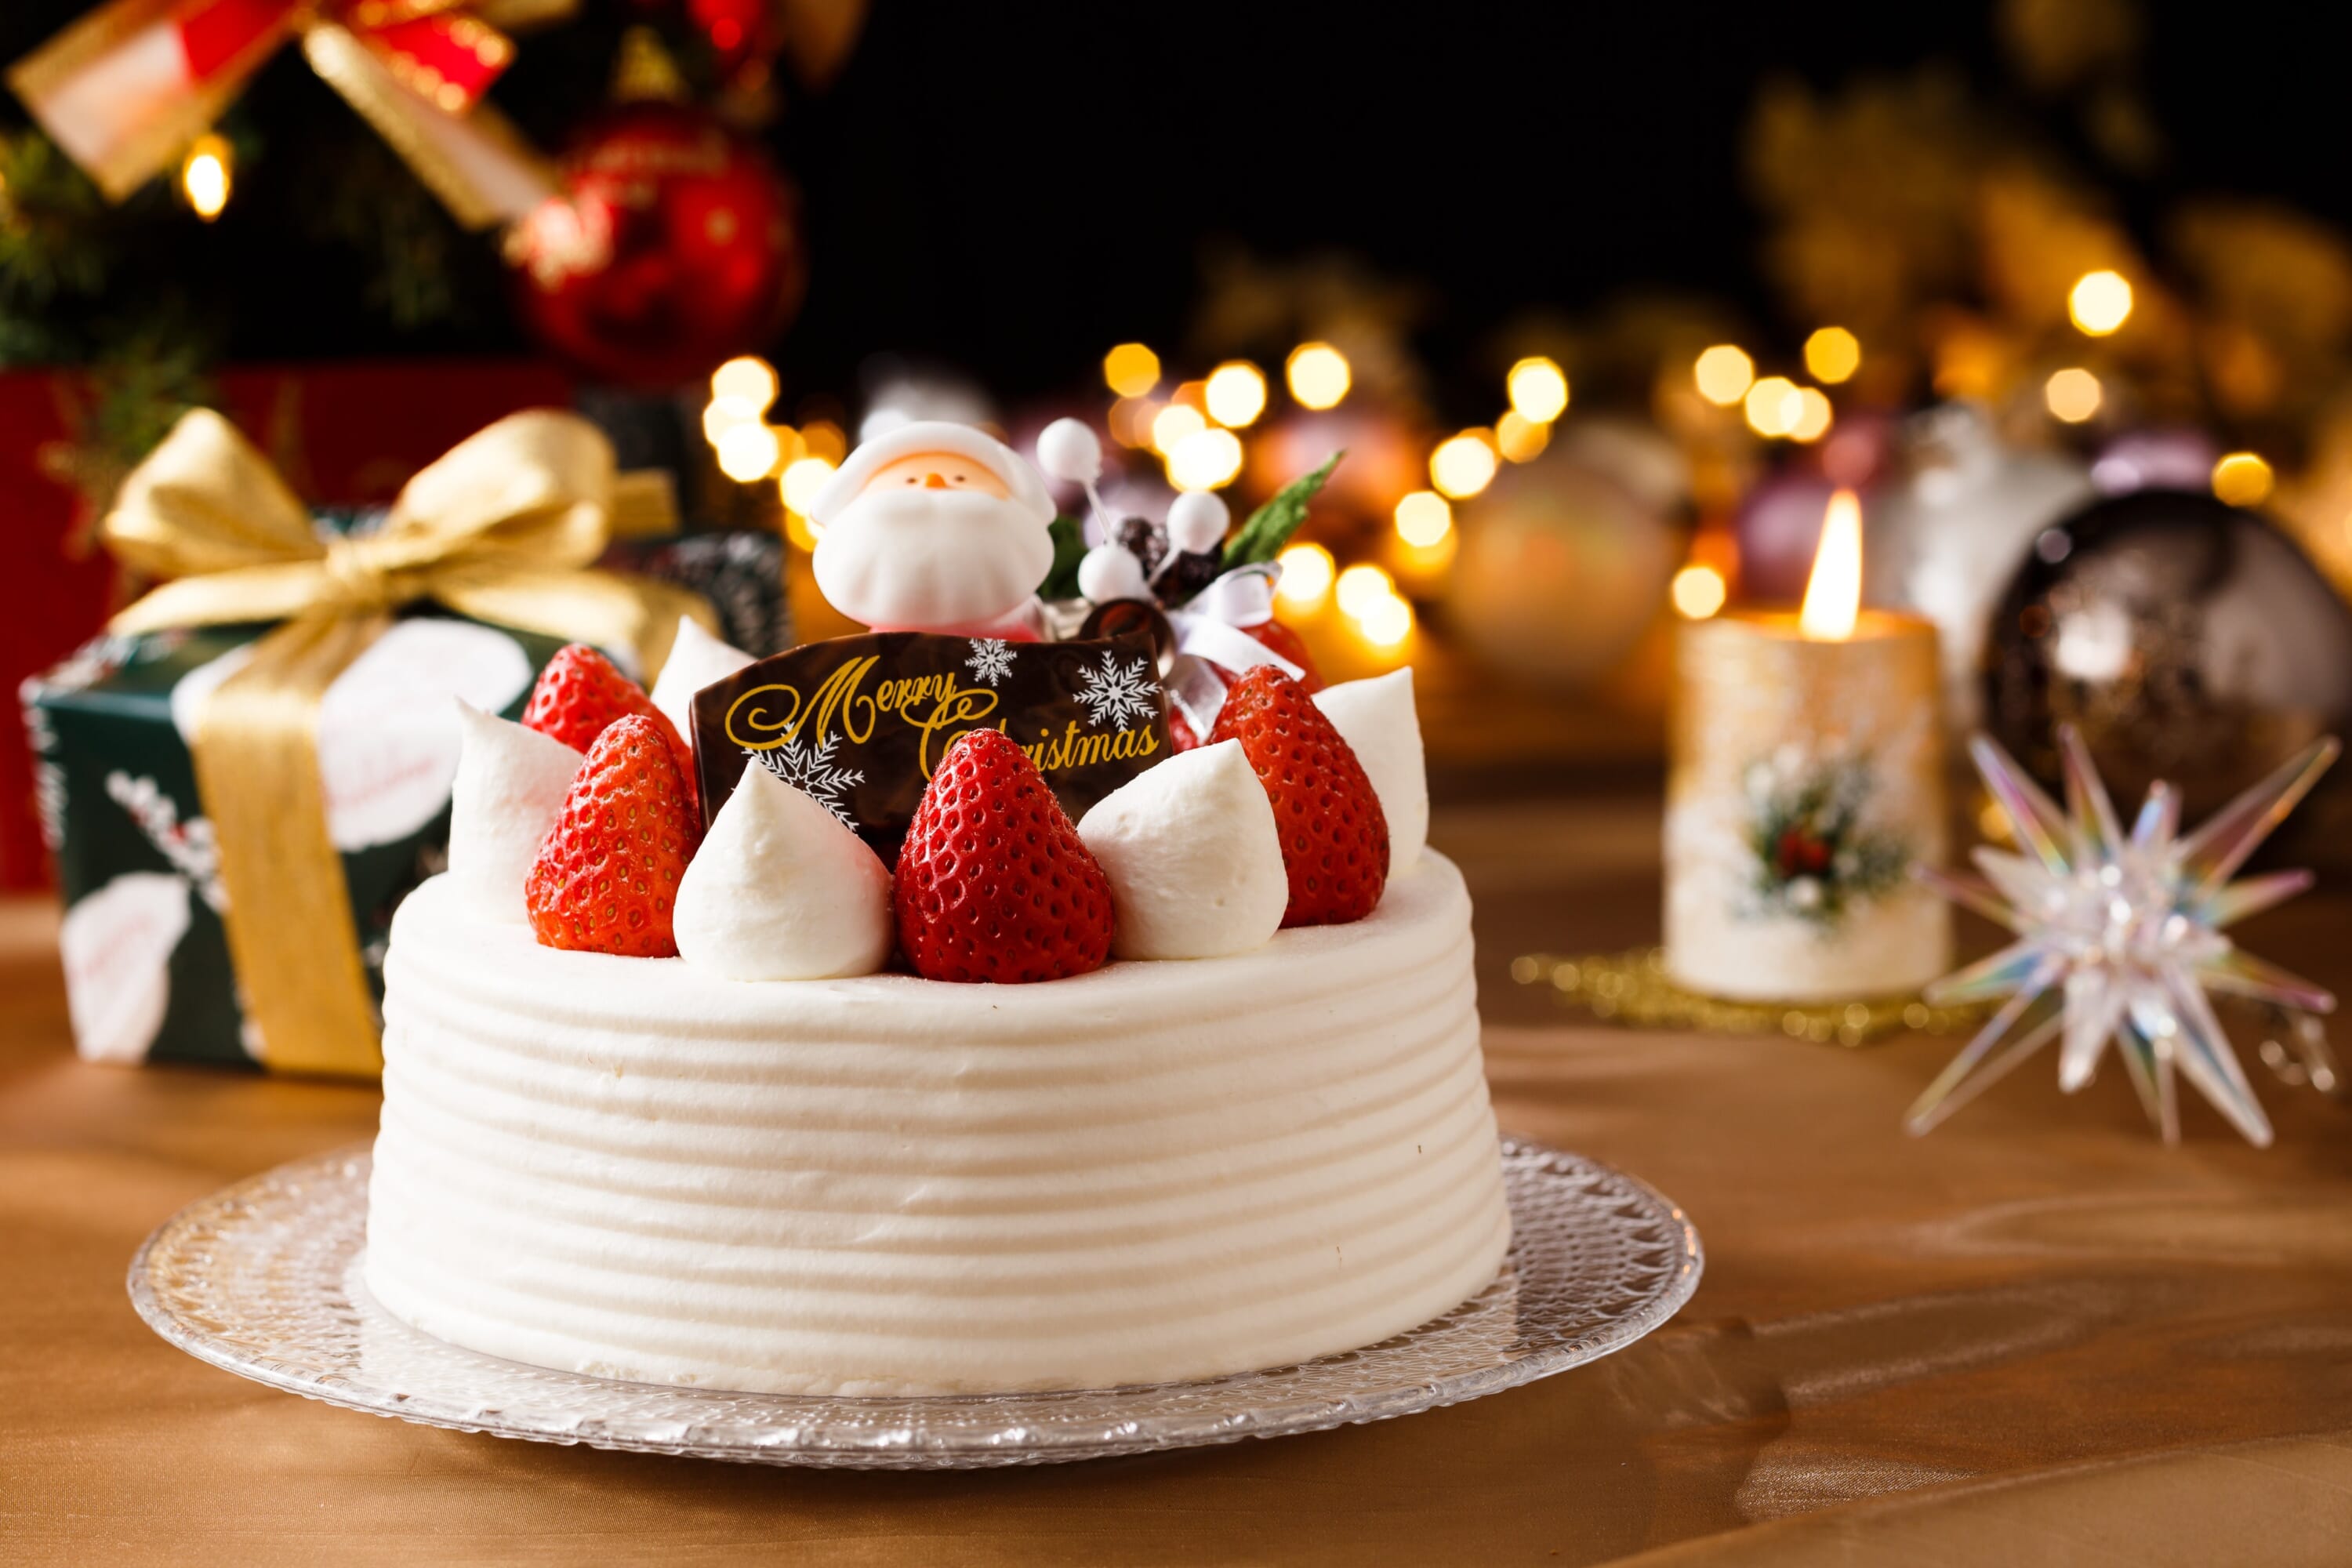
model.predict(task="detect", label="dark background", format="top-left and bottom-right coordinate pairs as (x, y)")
top-left (3, 1), bottom-right (2335, 409)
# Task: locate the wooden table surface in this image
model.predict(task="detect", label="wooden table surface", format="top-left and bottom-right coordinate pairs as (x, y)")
top-left (7, 795), bottom-right (2352, 1565)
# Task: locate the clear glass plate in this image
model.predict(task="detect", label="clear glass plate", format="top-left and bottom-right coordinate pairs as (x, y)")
top-left (128, 1138), bottom-right (1702, 1468)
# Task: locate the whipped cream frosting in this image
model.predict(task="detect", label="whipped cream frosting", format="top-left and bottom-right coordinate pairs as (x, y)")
top-left (365, 854), bottom-right (1507, 1396)
top-left (649, 615), bottom-right (748, 752)
top-left (1076, 739), bottom-right (1287, 960)
top-left (1315, 669), bottom-right (1428, 872)
top-left (649, 615), bottom-right (753, 752)
top-left (444, 702), bottom-right (582, 924)
top-left (673, 766), bottom-right (895, 981)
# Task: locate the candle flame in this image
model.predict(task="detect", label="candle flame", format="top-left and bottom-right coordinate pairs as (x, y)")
top-left (1800, 488), bottom-right (1863, 641)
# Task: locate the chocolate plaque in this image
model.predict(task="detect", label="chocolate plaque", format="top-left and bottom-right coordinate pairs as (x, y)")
top-left (691, 630), bottom-right (1171, 862)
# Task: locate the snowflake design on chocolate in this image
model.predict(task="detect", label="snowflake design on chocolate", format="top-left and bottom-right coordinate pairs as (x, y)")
top-left (1075, 651), bottom-right (1160, 732)
top-left (747, 733), bottom-right (865, 831)
top-left (964, 637), bottom-right (1016, 688)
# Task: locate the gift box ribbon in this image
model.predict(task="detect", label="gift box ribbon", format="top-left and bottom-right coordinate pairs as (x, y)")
top-left (101, 408), bottom-right (711, 1077)
top-left (8, 0), bottom-right (562, 226)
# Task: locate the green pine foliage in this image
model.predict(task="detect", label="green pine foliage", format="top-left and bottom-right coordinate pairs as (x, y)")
top-left (1221, 451), bottom-right (1341, 570)
top-left (0, 121), bottom-right (216, 466)
top-left (0, 128), bottom-right (126, 363)
top-left (1040, 515), bottom-right (1089, 601)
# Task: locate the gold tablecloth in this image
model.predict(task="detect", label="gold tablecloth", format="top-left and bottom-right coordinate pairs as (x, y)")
top-left (5, 797), bottom-right (2351, 1565)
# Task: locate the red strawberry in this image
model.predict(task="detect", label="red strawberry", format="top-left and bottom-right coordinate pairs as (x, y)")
top-left (1173, 619), bottom-right (1319, 752)
top-left (895, 728), bottom-right (1114, 983)
top-left (522, 643), bottom-right (696, 799)
top-left (1209, 666), bottom-right (1388, 927)
top-left (525, 716), bottom-right (702, 957)
top-left (1240, 619), bottom-right (1323, 693)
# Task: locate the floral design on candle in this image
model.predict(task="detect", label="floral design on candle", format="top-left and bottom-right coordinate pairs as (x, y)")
top-left (1665, 490), bottom-right (1951, 1003)
top-left (1740, 746), bottom-right (1911, 927)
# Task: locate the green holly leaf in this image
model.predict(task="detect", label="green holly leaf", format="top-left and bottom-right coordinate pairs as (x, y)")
top-left (1039, 514), bottom-right (1089, 600)
top-left (1221, 451), bottom-right (1342, 570)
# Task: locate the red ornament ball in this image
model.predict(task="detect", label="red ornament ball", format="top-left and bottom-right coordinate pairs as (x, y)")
top-left (622, 0), bottom-right (779, 78)
top-left (687, 0), bottom-right (777, 74)
top-left (507, 102), bottom-right (807, 388)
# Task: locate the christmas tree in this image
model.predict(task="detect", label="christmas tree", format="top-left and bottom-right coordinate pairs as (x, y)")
top-left (0, 0), bottom-right (859, 473)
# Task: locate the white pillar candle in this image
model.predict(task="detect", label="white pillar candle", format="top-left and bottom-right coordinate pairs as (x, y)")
top-left (1664, 491), bottom-right (1949, 1003)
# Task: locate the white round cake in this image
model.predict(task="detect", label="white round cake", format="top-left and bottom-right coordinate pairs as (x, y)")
top-left (365, 852), bottom-right (1509, 1396)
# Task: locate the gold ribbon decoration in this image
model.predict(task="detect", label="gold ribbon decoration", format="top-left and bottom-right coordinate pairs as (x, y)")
top-left (103, 407), bottom-right (712, 1077)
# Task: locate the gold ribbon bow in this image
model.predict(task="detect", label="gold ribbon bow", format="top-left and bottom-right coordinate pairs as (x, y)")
top-left (102, 408), bottom-right (710, 1077)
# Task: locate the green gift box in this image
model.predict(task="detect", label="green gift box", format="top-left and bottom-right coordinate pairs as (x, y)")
top-left (25, 614), bottom-right (568, 1072)
top-left (26, 408), bottom-right (791, 1077)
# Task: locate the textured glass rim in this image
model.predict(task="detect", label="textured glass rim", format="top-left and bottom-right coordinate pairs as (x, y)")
top-left (128, 1138), bottom-right (1702, 1468)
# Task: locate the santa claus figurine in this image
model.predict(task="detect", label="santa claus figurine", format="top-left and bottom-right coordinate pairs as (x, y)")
top-left (807, 421), bottom-right (1057, 639)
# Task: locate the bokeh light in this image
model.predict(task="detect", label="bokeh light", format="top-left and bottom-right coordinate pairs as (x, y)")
top-left (1430, 430), bottom-right (1499, 498)
top-left (1204, 361), bottom-right (1268, 426)
top-left (2069, 270), bottom-right (2134, 336)
top-left (1167, 426), bottom-right (1244, 491)
top-left (715, 423), bottom-right (782, 481)
top-left (779, 456), bottom-right (836, 515)
top-left (1336, 563), bottom-right (1396, 619)
top-left (1286, 343), bottom-right (1352, 410)
top-left (1392, 525), bottom-right (1458, 587)
top-left (1743, 376), bottom-right (1805, 438)
top-left (2045, 367), bottom-right (2103, 423)
top-left (1109, 397), bottom-right (1157, 447)
top-left (1788, 387), bottom-right (1834, 443)
top-left (702, 395), bottom-right (759, 445)
top-left (1671, 564), bottom-right (1727, 619)
top-left (1693, 345), bottom-right (1755, 406)
top-left (1150, 402), bottom-right (1207, 455)
top-left (182, 134), bottom-right (230, 220)
top-left (1496, 410), bottom-right (1551, 463)
top-left (1506, 357), bottom-right (1570, 423)
top-left (800, 419), bottom-right (848, 465)
top-left (710, 356), bottom-right (778, 413)
top-left (1803, 327), bottom-right (1860, 384)
top-left (2212, 451), bottom-right (2274, 507)
top-left (1394, 490), bottom-right (1454, 547)
top-left (1275, 542), bottom-right (1335, 608)
top-left (1359, 593), bottom-right (1414, 648)
top-left (1103, 343), bottom-right (1161, 397)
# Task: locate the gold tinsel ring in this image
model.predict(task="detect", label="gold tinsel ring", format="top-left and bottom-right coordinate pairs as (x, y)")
top-left (1508, 948), bottom-right (1990, 1047)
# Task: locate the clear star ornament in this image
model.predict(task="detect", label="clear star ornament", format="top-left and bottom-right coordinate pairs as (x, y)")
top-left (1908, 727), bottom-right (2339, 1146)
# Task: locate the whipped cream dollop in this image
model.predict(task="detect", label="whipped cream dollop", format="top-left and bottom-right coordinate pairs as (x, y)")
top-left (445, 702), bottom-right (582, 923)
top-left (673, 764), bottom-right (895, 980)
top-left (649, 615), bottom-right (755, 752)
top-left (1076, 739), bottom-right (1286, 960)
top-left (1315, 669), bottom-right (1428, 872)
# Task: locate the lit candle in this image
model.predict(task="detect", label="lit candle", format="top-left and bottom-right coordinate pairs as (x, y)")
top-left (1664, 490), bottom-right (1949, 1002)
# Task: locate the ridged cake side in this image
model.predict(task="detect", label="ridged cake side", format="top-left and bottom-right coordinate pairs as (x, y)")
top-left (365, 855), bottom-right (1509, 1396)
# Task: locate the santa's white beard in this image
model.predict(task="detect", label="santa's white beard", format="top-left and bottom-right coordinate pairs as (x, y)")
top-left (812, 487), bottom-right (1056, 633)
